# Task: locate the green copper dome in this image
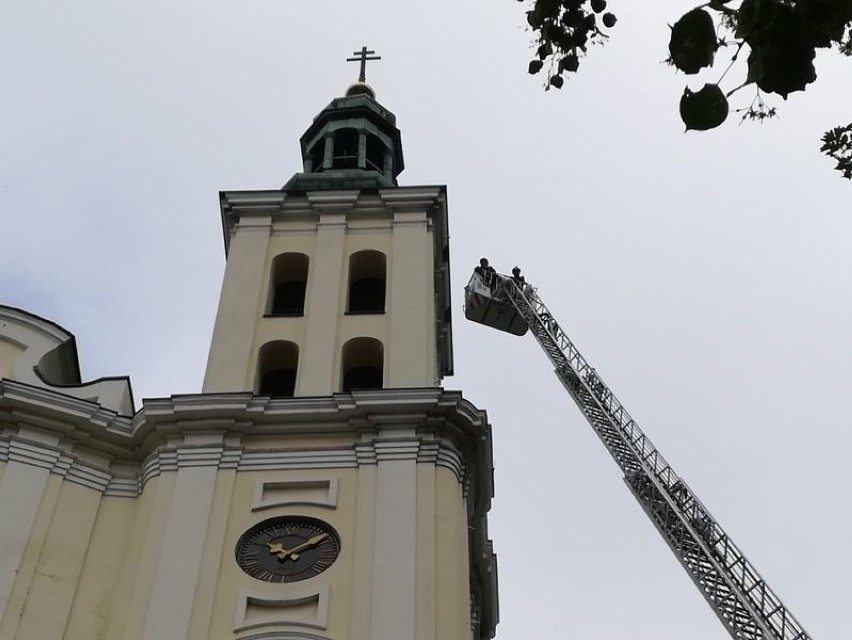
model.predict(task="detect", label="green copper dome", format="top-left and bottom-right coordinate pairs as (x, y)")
top-left (283, 85), bottom-right (404, 191)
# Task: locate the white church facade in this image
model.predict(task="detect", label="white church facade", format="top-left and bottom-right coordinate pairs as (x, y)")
top-left (0, 75), bottom-right (498, 640)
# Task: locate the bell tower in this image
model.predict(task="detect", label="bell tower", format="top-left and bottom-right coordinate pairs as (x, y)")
top-left (196, 56), bottom-right (498, 640)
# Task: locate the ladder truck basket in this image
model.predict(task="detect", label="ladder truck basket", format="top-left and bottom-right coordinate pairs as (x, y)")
top-left (464, 272), bottom-right (528, 336)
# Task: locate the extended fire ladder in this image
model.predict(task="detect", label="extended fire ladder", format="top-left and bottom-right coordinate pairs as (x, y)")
top-left (466, 270), bottom-right (810, 640)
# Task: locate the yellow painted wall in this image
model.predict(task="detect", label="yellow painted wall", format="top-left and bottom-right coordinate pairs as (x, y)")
top-left (415, 463), bottom-right (438, 640)
top-left (64, 496), bottom-right (137, 640)
top-left (187, 469), bottom-right (237, 639)
top-left (0, 338), bottom-right (24, 380)
top-left (347, 463), bottom-right (377, 640)
top-left (105, 473), bottom-right (177, 640)
top-left (16, 481), bottom-right (102, 639)
top-left (203, 216), bottom-right (273, 393)
top-left (208, 467), bottom-right (360, 639)
top-left (205, 206), bottom-right (441, 396)
top-left (435, 466), bottom-right (471, 639)
top-left (0, 438), bottom-right (480, 639)
top-left (0, 474), bottom-right (62, 639)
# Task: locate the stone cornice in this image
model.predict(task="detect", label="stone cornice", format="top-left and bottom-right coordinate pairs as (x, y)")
top-left (0, 434), bottom-right (139, 497)
top-left (219, 186), bottom-right (447, 246)
top-left (0, 381), bottom-right (494, 511)
top-left (0, 379), bottom-right (135, 452)
top-left (1, 382), bottom-right (490, 443)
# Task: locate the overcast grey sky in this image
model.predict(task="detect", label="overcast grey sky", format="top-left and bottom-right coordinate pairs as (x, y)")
top-left (2, 1), bottom-right (850, 637)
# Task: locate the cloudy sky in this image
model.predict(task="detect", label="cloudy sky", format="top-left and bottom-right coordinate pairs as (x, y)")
top-left (2, 0), bottom-right (850, 637)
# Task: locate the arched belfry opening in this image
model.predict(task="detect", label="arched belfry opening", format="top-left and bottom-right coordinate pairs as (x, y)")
top-left (256, 341), bottom-right (299, 398)
top-left (307, 139), bottom-right (326, 173)
top-left (332, 128), bottom-right (359, 170)
top-left (268, 253), bottom-right (309, 316)
top-left (365, 134), bottom-right (387, 172)
top-left (341, 337), bottom-right (383, 392)
top-left (347, 250), bottom-right (386, 314)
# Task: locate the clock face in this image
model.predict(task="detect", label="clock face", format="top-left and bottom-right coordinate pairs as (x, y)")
top-left (235, 516), bottom-right (341, 583)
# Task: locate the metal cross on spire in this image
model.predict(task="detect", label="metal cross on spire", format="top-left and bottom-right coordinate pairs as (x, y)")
top-left (346, 46), bottom-right (381, 83)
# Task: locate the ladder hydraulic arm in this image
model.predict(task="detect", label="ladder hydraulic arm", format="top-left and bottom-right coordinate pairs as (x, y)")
top-left (468, 270), bottom-right (810, 640)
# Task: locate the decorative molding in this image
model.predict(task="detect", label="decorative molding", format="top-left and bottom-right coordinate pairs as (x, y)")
top-left (0, 385), bottom-right (493, 517)
top-left (7, 438), bottom-right (62, 471)
top-left (239, 448), bottom-right (356, 472)
top-left (234, 585), bottom-right (330, 633)
top-left (307, 191), bottom-right (360, 209)
top-left (252, 477), bottom-right (339, 512)
top-left (373, 439), bottom-right (421, 462)
top-left (219, 186), bottom-right (448, 254)
top-left (436, 445), bottom-right (466, 481)
top-left (391, 211), bottom-right (429, 230)
top-left (0, 434), bottom-right (472, 508)
top-left (105, 474), bottom-right (140, 497)
top-left (354, 442), bottom-right (377, 466)
top-left (0, 434), bottom-right (113, 493)
top-left (0, 430), bottom-right (469, 498)
top-left (0, 380), bottom-right (134, 443)
top-left (415, 440), bottom-right (440, 464)
top-left (63, 457), bottom-right (112, 492)
top-left (236, 632), bottom-right (332, 640)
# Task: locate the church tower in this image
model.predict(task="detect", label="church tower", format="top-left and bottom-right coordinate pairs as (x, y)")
top-left (197, 61), bottom-right (498, 637)
top-left (197, 59), bottom-right (498, 638)
top-left (0, 52), bottom-right (497, 640)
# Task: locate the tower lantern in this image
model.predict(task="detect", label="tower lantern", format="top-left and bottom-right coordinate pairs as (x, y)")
top-left (287, 65), bottom-right (404, 190)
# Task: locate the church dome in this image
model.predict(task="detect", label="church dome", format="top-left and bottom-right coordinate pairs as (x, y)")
top-left (345, 82), bottom-right (376, 99)
top-left (283, 86), bottom-right (404, 192)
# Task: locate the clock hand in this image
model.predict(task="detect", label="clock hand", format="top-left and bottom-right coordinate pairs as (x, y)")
top-left (266, 532), bottom-right (330, 562)
top-left (266, 541), bottom-right (290, 560)
top-left (286, 532), bottom-right (330, 561)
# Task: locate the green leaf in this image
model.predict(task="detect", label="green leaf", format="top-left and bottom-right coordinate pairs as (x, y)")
top-left (529, 59), bottom-right (545, 74)
top-left (669, 8), bottom-right (718, 75)
top-left (680, 84), bottom-right (730, 131)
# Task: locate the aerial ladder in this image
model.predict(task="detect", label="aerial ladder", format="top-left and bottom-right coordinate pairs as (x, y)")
top-left (464, 266), bottom-right (810, 640)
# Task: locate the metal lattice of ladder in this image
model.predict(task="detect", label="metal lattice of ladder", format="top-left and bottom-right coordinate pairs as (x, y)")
top-left (475, 272), bottom-right (810, 640)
